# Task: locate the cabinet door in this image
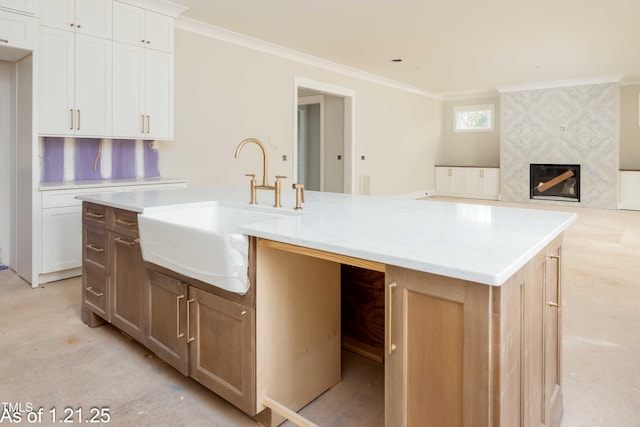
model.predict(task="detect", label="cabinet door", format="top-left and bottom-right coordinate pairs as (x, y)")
top-left (465, 168), bottom-right (483, 196)
top-left (480, 168), bottom-right (499, 198)
top-left (544, 248), bottom-right (563, 426)
top-left (435, 167), bottom-right (450, 195)
top-left (39, 0), bottom-right (74, 31)
top-left (144, 10), bottom-right (173, 52)
top-left (450, 167), bottom-right (466, 194)
top-left (112, 42), bottom-right (145, 138)
top-left (75, 33), bottom-right (112, 136)
top-left (0, 0), bottom-right (37, 14)
top-left (39, 26), bottom-right (75, 135)
top-left (0, 9), bottom-right (37, 52)
top-left (147, 269), bottom-right (188, 375)
top-left (188, 286), bottom-right (256, 415)
top-left (41, 206), bottom-right (82, 273)
top-left (113, 1), bottom-right (145, 46)
top-left (385, 266), bottom-right (491, 427)
top-left (144, 49), bottom-right (173, 139)
top-left (110, 232), bottom-right (146, 343)
top-left (74, 0), bottom-right (112, 39)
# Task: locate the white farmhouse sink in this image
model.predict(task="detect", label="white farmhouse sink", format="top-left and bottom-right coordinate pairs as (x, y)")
top-left (138, 202), bottom-right (290, 294)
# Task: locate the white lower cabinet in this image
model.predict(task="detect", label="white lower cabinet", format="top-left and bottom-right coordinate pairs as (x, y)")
top-left (620, 171), bottom-right (640, 210)
top-left (39, 181), bottom-right (187, 283)
top-left (41, 206), bottom-right (82, 274)
top-left (435, 166), bottom-right (500, 200)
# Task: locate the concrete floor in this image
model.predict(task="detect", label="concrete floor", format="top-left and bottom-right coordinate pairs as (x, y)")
top-left (1, 199), bottom-right (639, 426)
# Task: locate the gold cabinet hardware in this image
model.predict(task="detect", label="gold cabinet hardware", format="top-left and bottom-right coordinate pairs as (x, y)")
top-left (70, 109), bottom-right (74, 130)
top-left (86, 244), bottom-right (104, 253)
top-left (448, 168), bottom-right (452, 177)
top-left (0, 38), bottom-right (8, 43)
top-left (176, 295), bottom-right (185, 339)
top-left (186, 299), bottom-right (195, 343)
top-left (140, 39), bottom-right (145, 43)
top-left (76, 24), bottom-right (81, 29)
top-left (114, 237), bottom-right (136, 246)
top-left (86, 286), bottom-right (104, 297)
top-left (141, 114), bottom-right (145, 133)
top-left (480, 169), bottom-right (485, 178)
top-left (146, 115), bottom-right (150, 133)
top-left (115, 218), bottom-right (137, 227)
top-left (546, 254), bottom-right (561, 308)
top-left (388, 282), bottom-right (397, 354)
top-left (69, 23), bottom-right (74, 27)
top-left (77, 109), bottom-right (80, 130)
top-left (146, 40), bottom-right (150, 44)
top-left (85, 211), bottom-right (104, 219)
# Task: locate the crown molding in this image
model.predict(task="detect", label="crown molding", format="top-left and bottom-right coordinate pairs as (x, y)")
top-left (175, 16), bottom-right (440, 99)
top-left (496, 75), bottom-right (623, 93)
top-left (118, 0), bottom-right (188, 17)
top-left (441, 89), bottom-right (499, 101)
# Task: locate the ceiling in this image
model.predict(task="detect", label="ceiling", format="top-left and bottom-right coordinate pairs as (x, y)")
top-left (173, 0), bottom-right (640, 97)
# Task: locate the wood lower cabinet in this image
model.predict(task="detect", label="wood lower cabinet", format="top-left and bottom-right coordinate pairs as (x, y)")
top-left (385, 236), bottom-right (563, 427)
top-left (110, 231), bottom-right (146, 343)
top-left (146, 269), bottom-right (188, 375)
top-left (188, 286), bottom-right (256, 415)
top-left (145, 269), bottom-right (256, 414)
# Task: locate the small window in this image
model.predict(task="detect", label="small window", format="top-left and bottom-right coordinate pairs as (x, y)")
top-left (453, 104), bottom-right (495, 132)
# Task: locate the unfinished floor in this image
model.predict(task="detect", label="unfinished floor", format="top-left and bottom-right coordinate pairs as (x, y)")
top-left (1, 198), bottom-right (639, 426)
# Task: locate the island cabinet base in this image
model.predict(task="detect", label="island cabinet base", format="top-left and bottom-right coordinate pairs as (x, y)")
top-left (385, 234), bottom-right (563, 427)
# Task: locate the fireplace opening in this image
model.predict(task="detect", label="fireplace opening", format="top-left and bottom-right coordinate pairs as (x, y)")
top-left (530, 164), bottom-right (580, 202)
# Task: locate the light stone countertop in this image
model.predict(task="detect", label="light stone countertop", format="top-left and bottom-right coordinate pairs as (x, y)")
top-left (39, 177), bottom-right (188, 191)
top-left (77, 186), bottom-right (576, 286)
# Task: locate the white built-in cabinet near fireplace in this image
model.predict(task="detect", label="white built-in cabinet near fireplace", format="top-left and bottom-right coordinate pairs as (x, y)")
top-left (620, 171), bottom-right (640, 210)
top-left (112, 1), bottom-right (174, 139)
top-left (435, 166), bottom-right (500, 200)
top-left (38, 0), bottom-right (181, 140)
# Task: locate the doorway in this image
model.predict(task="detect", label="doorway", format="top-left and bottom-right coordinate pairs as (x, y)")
top-left (294, 77), bottom-right (355, 194)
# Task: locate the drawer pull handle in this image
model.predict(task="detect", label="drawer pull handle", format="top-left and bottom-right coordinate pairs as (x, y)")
top-left (86, 244), bottom-right (104, 253)
top-left (146, 115), bottom-right (150, 134)
top-left (114, 237), bottom-right (136, 246)
top-left (77, 109), bottom-right (80, 130)
top-left (116, 218), bottom-right (137, 227)
top-left (86, 286), bottom-right (104, 297)
top-left (70, 109), bottom-right (74, 130)
top-left (176, 295), bottom-right (185, 339)
top-left (0, 39), bottom-right (9, 43)
top-left (86, 212), bottom-right (104, 219)
top-left (186, 299), bottom-right (195, 343)
top-left (388, 282), bottom-right (397, 355)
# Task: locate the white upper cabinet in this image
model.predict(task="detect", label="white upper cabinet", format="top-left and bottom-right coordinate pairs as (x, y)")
top-left (0, 0), bottom-right (37, 14)
top-left (114, 1), bottom-right (173, 52)
top-left (0, 8), bottom-right (37, 56)
top-left (39, 27), bottom-right (112, 137)
top-left (40, 0), bottom-right (112, 39)
top-left (113, 42), bottom-right (173, 139)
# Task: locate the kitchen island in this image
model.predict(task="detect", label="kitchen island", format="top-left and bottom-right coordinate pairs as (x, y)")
top-left (78, 186), bottom-right (575, 427)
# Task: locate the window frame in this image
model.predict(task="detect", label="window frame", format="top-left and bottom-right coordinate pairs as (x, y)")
top-left (453, 104), bottom-right (495, 133)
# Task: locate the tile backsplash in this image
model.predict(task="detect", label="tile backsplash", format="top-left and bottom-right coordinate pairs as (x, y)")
top-left (42, 137), bottom-right (160, 182)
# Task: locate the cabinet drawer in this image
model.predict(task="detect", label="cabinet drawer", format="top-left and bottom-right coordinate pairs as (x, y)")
top-left (83, 266), bottom-right (109, 319)
top-left (84, 225), bottom-right (108, 270)
top-left (111, 208), bottom-right (139, 237)
top-left (83, 202), bottom-right (108, 227)
top-left (0, 8), bottom-right (37, 52)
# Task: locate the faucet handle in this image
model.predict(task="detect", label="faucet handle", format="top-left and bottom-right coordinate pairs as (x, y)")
top-left (275, 175), bottom-right (287, 181)
top-left (244, 174), bottom-right (257, 205)
top-left (245, 173), bottom-right (256, 179)
top-left (292, 183), bottom-right (305, 210)
top-left (273, 176), bottom-right (287, 208)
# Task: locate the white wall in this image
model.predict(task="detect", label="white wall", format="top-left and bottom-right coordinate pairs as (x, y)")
top-left (0, 61), bottom-right (14, 266)
top-left (620, 84), bottom-right (640, 169)
top-left (441, 96), bottom-right (500, 167)
top-left (162, 28), bottom-right (443, 196)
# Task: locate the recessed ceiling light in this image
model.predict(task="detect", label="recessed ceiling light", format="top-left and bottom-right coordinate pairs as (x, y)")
top-left (391, 58), bottom-right (403, 62)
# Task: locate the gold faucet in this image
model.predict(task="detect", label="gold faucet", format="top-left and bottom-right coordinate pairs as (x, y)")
top-left (234, 138), bottom-right (286, 207)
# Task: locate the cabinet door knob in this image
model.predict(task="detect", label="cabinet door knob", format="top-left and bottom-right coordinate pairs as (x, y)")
top-left (0, 38), bottom-right (9, 43)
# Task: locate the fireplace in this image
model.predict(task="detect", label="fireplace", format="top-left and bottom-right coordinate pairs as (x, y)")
top-left (530, 164), bottom-right (580, 202)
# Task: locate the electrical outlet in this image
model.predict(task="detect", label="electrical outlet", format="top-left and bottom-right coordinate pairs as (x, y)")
top-left (282, 155), bottom-right (287, 161)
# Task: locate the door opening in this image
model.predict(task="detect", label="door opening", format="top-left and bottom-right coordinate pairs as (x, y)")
top-left (294, 77), bottom-right (355, 194)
